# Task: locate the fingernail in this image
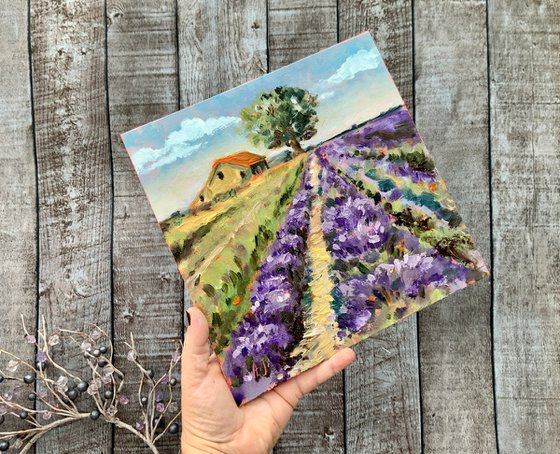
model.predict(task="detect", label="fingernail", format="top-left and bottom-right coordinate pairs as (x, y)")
top-left (186, 310), bottom-right (191, 326)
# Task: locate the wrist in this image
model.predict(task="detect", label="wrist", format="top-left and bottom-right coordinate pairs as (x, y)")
top-left (182, 441), bottom-right (226, 454)
top-left (181, 435), bottom-right (233, 454)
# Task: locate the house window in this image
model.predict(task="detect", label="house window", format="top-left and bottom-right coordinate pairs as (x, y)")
top-left (217, 171), bottom-right (224, 180)
top-left (240, 171), bottom-right (246, 178)
top-left (199, 195), bottom-right (204, 202)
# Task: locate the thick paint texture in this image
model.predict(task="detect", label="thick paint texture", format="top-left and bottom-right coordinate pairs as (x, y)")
top-left (122, 33), bottom-right (488, 405)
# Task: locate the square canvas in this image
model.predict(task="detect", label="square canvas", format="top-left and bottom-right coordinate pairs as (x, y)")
top-left (121, 32), bottom-right (488, 405)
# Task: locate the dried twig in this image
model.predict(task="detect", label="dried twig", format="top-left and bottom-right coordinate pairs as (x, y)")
top-left (0, 318), bottom-right (181, 453)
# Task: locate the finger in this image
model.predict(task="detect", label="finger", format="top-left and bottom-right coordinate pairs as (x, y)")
top-left (182, 307), bottom-right (211, 386)
top-left (273, 348), bottom-right (356, 408)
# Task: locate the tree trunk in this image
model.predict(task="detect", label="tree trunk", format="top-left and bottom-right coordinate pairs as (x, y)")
top-left (289, 138), bottom-right (305, 155)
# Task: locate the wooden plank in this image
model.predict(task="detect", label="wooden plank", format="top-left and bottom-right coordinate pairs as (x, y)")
top-left (489, 0), bottom-right (560, 452)
top-left (268, 0), bottom-right (338, 71)
top-left (267, 2), bottom-right (344, 453)
top-left (338, 2), bottom-right (422, 453)
top-left (30, 1), bottom-right (113, 452)
top-left (106, 1), bottom-right (183, 453)
top-left (414, 0), bottom-right (497, 452)
top-left (177, 0), bottom-right (267, 107)
top-left (0, 0), bottom-right (37, 439)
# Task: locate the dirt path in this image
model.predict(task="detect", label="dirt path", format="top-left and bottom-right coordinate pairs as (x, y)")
top-left (290, 155), bottom-right (342, 374)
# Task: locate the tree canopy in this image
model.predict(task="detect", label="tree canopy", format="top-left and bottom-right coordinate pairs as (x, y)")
top-left (239, 86), bottom-right (319, 154)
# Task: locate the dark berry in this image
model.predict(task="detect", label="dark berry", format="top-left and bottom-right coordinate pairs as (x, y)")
top-left (67, 389), bottom-right (78, 401)
top-left (99, 346), bottom-right (108, 354)
top-left (98, 359), bottom-right (108, 368)
top-left (89, 409), bottom-right (101, 420)
top-left (77, 382), bottom-right (89, 393)
top-left (145, 369), bottom-right (154, 379)
top-left (19, 411), bottom-right (28, 419)
top-left (168, 423), bottom-right (179, 434)
top-left (170, 377), bottom-right (178, 386)
top-left (28, 393), bottom-right (36, 401)
top-left (92, 349), bottom-right (101, 358)
top-left (0, 440), bottom-right (9, 451)
top-left (104, 390), bottom-right (113, 400)
top-left (23, 373), bottom-right (35, 384)
top-left (140, 396), bottom-right (148, 405)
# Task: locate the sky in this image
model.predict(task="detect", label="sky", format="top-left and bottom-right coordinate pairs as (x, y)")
top-left (122, 32), bottom-right (404, 221)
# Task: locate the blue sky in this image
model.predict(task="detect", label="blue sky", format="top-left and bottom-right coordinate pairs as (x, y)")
top-left (122, 32), bottom-right (403, 221)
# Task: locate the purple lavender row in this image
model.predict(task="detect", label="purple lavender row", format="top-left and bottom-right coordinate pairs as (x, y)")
top-left (315, 153), bottom-right (470, 336)
top-left (315, 107), bottom-right (439, 186)
top-left (223, 160), bottom-right (314, 404)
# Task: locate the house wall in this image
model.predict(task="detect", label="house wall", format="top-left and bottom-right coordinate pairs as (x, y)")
top-left (192, 162), bottom-right (254, 210)
top-left (207, 162), bottom-right (252, 198)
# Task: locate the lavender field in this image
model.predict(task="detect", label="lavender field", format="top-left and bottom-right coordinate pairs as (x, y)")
top-left (222, 105), bottom-right (488, 404)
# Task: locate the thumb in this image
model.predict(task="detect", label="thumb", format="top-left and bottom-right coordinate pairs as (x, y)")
top-left (182, 307), bottom-right (211, 386)
top-left (271, 348), bottom-right (356, 409)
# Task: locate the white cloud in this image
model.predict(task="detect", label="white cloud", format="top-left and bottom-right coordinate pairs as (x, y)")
top-left (314, 48), bottom-right (381, 96)
top-left (318, 91), bottom-right (335, 100)
top-left (327, 48), bottom-right (381, 85)
top-left (132, 116), bottom-right (240, 174)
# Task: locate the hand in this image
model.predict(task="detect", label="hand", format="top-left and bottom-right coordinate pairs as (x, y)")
top-left (181, 307), bottom-right (356, 454)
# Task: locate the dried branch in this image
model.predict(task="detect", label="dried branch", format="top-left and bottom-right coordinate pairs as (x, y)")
top-left (0, 318), bottom-right (181, 453)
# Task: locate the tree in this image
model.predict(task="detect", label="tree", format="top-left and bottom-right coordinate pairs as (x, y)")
top-left (240, 86), bottom-right (319, 155)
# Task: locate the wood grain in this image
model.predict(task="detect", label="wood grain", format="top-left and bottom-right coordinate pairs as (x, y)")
top-left (338, 2), bottom-right (422, 453)
top-left (106, 1), bottom-right (183, 452)
top-left (267, 2), bottom-right (344, 452)
top-left (30, 0), bottom-right (113, 452)
top-left (268, 0), bottom-right (338, 71)
top-left (489, 0), bottom-right (560, 452)
top-left (414, 1), bottom-right (497, 452)
top-left (177, 0), bottom-right (267, 107)
top-left (0, 0), bottom-right (37, 437)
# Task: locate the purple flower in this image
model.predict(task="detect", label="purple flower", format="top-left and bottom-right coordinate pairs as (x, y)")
top-left (223, 161), bottom-right (315, 404)
top-left (35, 351), bottom-right (47, 364)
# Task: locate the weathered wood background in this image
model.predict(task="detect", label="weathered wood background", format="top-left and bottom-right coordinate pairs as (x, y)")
top-left (0, 0), bottom-right (558, 452)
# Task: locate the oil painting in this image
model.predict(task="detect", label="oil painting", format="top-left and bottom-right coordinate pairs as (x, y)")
top-left (121, 33), bottom-right (488, 404)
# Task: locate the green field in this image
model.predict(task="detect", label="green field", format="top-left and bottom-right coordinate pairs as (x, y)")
top-left (163, 154), bottom-right (305, 352)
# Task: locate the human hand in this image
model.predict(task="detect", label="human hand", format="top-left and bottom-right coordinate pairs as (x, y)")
top-left (181, 307), bottom-right (356, 454)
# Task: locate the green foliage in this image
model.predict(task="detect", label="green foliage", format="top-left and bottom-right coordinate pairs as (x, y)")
top-left (210, 310), bottom-right (241, 354)
top-left (377, 178), bottom-right (396, 192)
top-left (401, 188), bottom-right (440, 212)
top-left (240, 86), bottom-right (319, 152)
top-left (387, 143), bottom-right (436, 173)
top-left (168, 206), bottom-right (236, 262)
top-left (201, 160), bottom-right (305, 353)
top-left (420, 228), bottom-right (475, 263)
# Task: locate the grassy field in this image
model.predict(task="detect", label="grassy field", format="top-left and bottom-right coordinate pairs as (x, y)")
top-left (163, 154), bottom-right (305, 352)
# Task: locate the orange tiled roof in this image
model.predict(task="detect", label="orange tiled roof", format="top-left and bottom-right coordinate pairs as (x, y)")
top-left (212, 151), bottom-right (266, 168)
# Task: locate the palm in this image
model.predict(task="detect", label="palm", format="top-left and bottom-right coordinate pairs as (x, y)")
top-left (181, 308), bottom-right (355, 454)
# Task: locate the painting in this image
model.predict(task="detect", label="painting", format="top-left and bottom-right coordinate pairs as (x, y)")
top-left (121, 32), bottom-right (488, 405)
